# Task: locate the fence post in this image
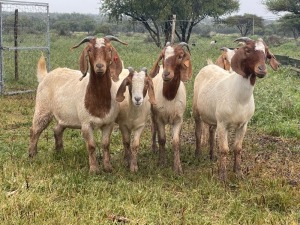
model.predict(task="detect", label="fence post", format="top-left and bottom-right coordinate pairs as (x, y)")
top-left (14, 9), bottom-right (19, 80)
top-left (0, 2), bottom-right (3, 94)
top-left (171, 14), bottom-right (176, 45)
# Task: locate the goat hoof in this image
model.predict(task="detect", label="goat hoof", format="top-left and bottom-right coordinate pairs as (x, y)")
top-left (103, 164), bottom-right (113, 173)
top-left (89, 165), bottom-right (100, 174)
top-left (174, 165), bottom-right (183, 175)
top-left (130, 164), bottom-right (138, 173)
top-left (28, 151), bottom-right (37, 158)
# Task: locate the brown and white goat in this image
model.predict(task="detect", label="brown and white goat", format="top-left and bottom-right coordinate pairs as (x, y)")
top-left (29, 36), bottom-right (127, 173)
top-left (149, 42), bottom-right (192, 174)
top-left (115, 67), bottom-right (156, 172)
top-left (193, 37), bottom-right (280, 181)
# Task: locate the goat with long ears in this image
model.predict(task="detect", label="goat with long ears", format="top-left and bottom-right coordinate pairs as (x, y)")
top-left (150, 42), bottom-right (192, 174)
top-left (29, 35), bottom-right (127, 174)
top-left (115, 67), bottom-right (156, 172)
top-left (193, 37), bottom-right (280, 181)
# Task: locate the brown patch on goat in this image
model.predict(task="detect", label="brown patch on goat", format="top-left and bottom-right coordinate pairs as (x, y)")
top-left (85, 71), bottom-right (113, 118)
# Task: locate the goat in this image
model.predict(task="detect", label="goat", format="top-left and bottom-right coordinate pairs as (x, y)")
top-left (29, 35), bottom-right (127, 173)
top-left (149, 42), bottom-right (192, 174)
top-left (115, 67), bottom-right (156, 172)
top-left (193, 37), bottom-right (280, 181)
top-left (215, 47), bottom-right (237, 71)
top-left (210, 40), bottom-right (217, 46)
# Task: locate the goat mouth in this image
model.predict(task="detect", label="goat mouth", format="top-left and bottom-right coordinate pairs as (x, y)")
top-left (255, 71), bottom-right (266, 78)
top-left (134, 102), bottom-right (142, 106)
top-left (163, 76), bottom-right (172, 81)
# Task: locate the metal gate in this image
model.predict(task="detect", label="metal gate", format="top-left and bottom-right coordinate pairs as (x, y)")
top-left (0, 0), bottom-right (50, 94)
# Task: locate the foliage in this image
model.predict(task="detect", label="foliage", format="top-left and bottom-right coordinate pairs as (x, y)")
top-left (263, 0), bottom-right (300, 15)
top-left (100, 0), bottom-right (239, 47)
top-left (50, 13), bottom-right (96, 35)
top-left (278, 14), bottom-right (300, 40)
top-left (222, 14), bottom-right (264, 36)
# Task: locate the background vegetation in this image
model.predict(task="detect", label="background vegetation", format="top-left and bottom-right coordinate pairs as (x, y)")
top-left (0, 33), bottom-right (299, 224)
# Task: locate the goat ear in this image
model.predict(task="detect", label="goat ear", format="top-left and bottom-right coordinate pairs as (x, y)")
top-left (109, 47), bottom-right (123, 82)
top-left (215, 55), bottom-right (225, 69)
top-left (79, 47), bottom-right (89, 77)
top-left (116, 76), bottom-right (130, 102)
top-left (180, 54), bottom-right (192, 82)
top-left (146, 77), bottom-right (156, 105)
top-left (149, 52), bottom-right (163, 78)
top-left (267, 51), bottom-right (280, 71)
top-left (269, 56), bottom-right (280, 71)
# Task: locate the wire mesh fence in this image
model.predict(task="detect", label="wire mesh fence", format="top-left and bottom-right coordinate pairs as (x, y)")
top-left (0, 0), bottom-right (50, 94)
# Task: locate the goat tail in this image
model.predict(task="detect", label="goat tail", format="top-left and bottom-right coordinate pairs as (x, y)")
top-left (37, 54), bottom-right (48, 83)
top-left (206, 58), bottom-right (214, 65)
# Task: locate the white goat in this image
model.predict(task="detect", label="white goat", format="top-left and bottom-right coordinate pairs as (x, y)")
top-left (149, 42), bottom-right (192, 174)
top-left (193, 37), bottom-right (280, 181)
top-left (115, 67), bottom-right (156, 172)
top-left (29, 36), bottom-right (127, 173)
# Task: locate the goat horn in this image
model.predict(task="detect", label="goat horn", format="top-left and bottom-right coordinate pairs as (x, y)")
top-left (141, 67), bottom-right (147, 73)
top-left (71, 36), bottom-right (95, 49)
top-left (128, 67), bottom-right (134, 73)
top-left (105, 35), bottom-right (128, 45)
top-left (234, 37), bottom-right (252, 43)
top-left (220, 47), bottom-right (229, 51)
top-left (178, 42), bottom-right (191, 55)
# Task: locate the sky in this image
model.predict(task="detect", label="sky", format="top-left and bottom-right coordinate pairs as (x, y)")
top-left (29, 0), bottom-right (280, 20)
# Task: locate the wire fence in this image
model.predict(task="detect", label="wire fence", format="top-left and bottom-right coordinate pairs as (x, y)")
top-left (0, 0), bottom-right (50, 94)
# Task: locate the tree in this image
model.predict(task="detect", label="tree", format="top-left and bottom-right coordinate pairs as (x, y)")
top-left (263, 0), bottom-right (300, 15)
top-left (279, 14), bottom-right (300, 40)
top-left (223, 14), bottom-right (264, 36)
top-left (100, 0), bottom-right (239, 47)
top-left (263, 0), bottom-right (300, 40)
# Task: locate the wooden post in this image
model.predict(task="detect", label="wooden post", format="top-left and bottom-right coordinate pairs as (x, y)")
top-left (14, 9), bottom-right (18, 80)
top-left (171, 15), bottom-right (176, 44)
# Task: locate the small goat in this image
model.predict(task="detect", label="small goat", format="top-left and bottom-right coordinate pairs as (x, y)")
top-left (29, 35), bottom-right (127, 173)
top-left (115, 67), bottom-right (156, 172)
top-left (193, 37), bottom-right (280, 181)
top-left (149, 42), bottom-right (192, 174)
top-left (215, 47), bottom-right (237, 71)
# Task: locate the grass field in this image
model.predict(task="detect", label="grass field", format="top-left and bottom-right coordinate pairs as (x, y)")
top-left (0, 33), bottom-right (299, 224)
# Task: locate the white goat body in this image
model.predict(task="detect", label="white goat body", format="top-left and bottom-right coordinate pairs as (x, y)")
top-left (29, 36), bottom-right (127, 173)
top-left (193, 37), bottom-right (280, 180)
top-left (115, 68), bottom-right (156, 172)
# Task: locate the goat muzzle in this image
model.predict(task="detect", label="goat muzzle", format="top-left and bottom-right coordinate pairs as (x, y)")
top-left (162, 70), bottom-right (173, 81)
top-left (255, 64), bottom-right (267, 78)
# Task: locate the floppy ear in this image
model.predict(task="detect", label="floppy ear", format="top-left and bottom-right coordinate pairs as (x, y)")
top-left (269, 56), bottom-right (280, 71)
top-left (116, 76), bottom-right (131, 102)
top-left (267, 52), bottom-right (280, 71)
top-left (149, 52), bottom-right (163, 78)
top-left (146, 77), bottom-right (156, 105)
top-left (215, 55), bottom-right (225, 69)
top-left (109, 47), bottom-right (123, 82)
top-left (180, 53), bottom-right (192, 82)
top-left (79, 47), bottom-right (89, 78)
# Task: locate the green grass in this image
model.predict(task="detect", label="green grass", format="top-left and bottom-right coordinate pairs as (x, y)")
top-left (0, 34), bottom-right (299, 224)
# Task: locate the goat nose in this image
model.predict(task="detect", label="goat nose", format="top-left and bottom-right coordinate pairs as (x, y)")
top-left (134, 96), bottom-right (141, 102)
top-left (96, 63), bottom-right (103, 68)
top-left (163, 71), bottom-right (170, 77)
top-left (258, 65), bottom-right (265, 71)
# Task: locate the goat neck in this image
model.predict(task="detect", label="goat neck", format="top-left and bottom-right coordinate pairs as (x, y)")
top-left (162, 66), bottom-right (181, 101)
top-left (85, 66), bottom-right (113, 118)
